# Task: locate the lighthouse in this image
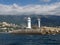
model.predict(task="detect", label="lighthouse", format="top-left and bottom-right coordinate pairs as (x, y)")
top-left (27, 17), bottom-right (31, 29)
top-left (38, 18), bottom-right (40, 28)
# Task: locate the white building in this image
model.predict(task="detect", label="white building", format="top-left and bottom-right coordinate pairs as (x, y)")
top-left (38, 18), bottom-right (41, 28)
top-left (27, 17), bottom-right (31, 29)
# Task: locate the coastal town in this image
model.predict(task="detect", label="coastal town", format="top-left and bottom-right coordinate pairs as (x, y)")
top-left (0, 17), bottom-right (60, 35)
top-left (0, 22), bottom-right (20, 32)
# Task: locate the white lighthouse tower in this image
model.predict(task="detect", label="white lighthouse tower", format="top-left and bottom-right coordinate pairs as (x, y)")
top-left (27, 17), bottom-right (31, 29)
top-left (38, 18), bottom-right (41, 28)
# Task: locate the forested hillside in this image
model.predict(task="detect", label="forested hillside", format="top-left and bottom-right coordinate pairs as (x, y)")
top-left (0, 15), bottom-right (60, 27)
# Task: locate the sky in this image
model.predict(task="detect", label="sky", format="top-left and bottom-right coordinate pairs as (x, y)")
top-left (0, 0), bottom-right (60, 15)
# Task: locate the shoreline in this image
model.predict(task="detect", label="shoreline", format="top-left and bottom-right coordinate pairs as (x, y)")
top-left (0, 27), bottom-right (60, 35)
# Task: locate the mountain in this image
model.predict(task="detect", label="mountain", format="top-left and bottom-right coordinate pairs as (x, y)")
top-left (0, 15), bottom-right (60, 27)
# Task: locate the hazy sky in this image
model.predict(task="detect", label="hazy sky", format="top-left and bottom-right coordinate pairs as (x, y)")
top-left (0, 0), bottom-right (60, 15)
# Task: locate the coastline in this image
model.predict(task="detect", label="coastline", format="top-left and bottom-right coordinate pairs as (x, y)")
top-left (0, 27), bottom-right (60, 35)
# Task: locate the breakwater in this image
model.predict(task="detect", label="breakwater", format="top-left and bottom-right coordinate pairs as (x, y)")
top-left (7, 26), bottom-right (60, 35)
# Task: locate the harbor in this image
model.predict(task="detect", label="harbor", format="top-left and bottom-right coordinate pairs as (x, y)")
top-left (6, 17), bottom-right (60, 35)
top-left (0, 17), bottom-right (60, 35)
top-left (6, 27), bottom-right (60, 35)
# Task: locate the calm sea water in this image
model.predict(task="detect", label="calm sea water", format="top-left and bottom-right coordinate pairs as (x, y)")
top-left (0, 34), bottom-right (60, 45)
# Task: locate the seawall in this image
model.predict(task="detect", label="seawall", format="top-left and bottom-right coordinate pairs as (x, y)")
top-left (1, 26), bottom-right (60, 35)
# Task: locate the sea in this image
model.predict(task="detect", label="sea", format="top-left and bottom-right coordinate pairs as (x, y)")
top-left (0, 33), bottom-right (60, 45)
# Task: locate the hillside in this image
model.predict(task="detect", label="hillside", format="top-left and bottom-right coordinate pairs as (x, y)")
top-left (0, 15), bottom-right (60, 27)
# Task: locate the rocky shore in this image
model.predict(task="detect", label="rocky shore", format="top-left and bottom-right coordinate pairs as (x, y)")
top-left (40, 27), bottom-right (60, 35)
top-left (0, 26), bottom-right (60, 35)
top-left (5, 27), bottom-right (60, 35)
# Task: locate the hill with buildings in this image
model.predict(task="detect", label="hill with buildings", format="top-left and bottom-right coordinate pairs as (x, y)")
top-left (0, 15), bottom-right (60, 27)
